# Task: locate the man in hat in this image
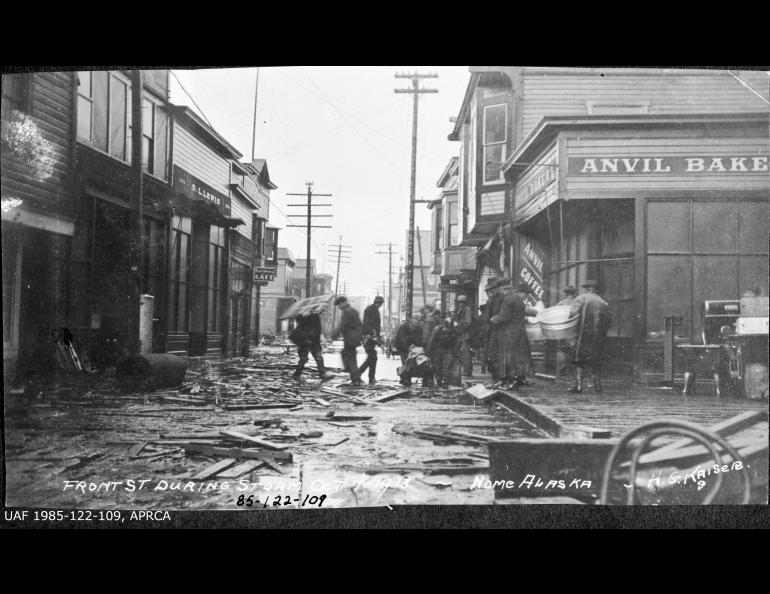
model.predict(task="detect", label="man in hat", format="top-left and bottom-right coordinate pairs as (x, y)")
top-left (557, 285), bottom-right (578, 307)
top-left (395, 311), bottom-right (424, 365)
top-left (491, 282), bottom-right (539, 389)
top-left (427, 315), bottom-right (459, 387)
top-left (568, 280), bottom-right (612, 393)
top-left (290, 304), bottom-right (335, 382)
top-left (453, 295), bottom-right (473, 377)
top-left (332, 296), bottom-right (364, 387)
top-left (358, 296), bottom-right (384, 385)
top-left (422, 308), bottom-right (443, 347)
top-left (481, 277), bottom-right (503, 383)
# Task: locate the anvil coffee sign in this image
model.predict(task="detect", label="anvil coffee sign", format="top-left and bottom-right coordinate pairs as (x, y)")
top-left (568, 155), bottom-right (769, 175)
top-left (519, 240), bottom-right (546, 305)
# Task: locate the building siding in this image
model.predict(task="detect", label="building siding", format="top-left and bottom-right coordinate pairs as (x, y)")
top-left (172, 123), bottom-right (231, 195)
top-left (521, 69), bottom-right (769, 141)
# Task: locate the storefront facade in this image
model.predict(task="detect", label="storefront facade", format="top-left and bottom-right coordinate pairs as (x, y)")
top-left (507, 113), bottom-right (770, 374)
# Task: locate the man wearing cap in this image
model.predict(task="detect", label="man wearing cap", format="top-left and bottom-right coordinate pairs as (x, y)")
top-left (482, 277), bottom-right (503, 383)
top-left (358, 296), bottom-right (384, 385)
top-left (332, 296), bottom-right (364, 387)
top-left (453, 295), bottom-right (473, 377)
top-left (568, 280), bottom-right (612, 393)
top-left (491, 282), bottom-right (539, 389)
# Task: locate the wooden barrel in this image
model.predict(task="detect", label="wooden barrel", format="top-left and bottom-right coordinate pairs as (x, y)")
top-left (117, 353), bottom-right (186, 390)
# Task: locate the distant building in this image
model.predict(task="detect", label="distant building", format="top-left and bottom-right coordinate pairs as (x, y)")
top-left (260, 247), bottom-right (299, 336)
top-left (400, 229), bottom-right (441, 316)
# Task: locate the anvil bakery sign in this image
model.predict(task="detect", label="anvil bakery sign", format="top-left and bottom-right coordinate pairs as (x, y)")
top-left (568, 155), bottom-right (769, 175)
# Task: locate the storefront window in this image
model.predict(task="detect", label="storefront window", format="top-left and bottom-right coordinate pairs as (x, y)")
top-left (167, 216), bottom-right (191, 333)
top-left (448, 200), bottom-right (459, 247)
top-left (739, 202), bottom-right (769, 253)
top-left (208, 226), bottom-right (226, 333)
top-left (647, 201), bottom-right (689, 253)
top-left (693, 202), bottom-right (738, 253)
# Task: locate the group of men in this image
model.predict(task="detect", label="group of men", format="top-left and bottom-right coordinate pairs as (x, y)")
top-left (290, 278), bottom-right (612, 394)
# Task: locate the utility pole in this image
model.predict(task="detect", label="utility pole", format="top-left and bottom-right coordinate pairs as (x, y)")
top-left (394, 71), bottom-right (438, 320)
top-left (286, 181), bottom-right (332, 299)
top-left (328, 236), bottom-right (351, 331)
top-left (250, 67), bottom-right (260, 162)
top-left (415, 226), bottom-right (428, 308)
top-left (375, 242), bottom-right (399, 339)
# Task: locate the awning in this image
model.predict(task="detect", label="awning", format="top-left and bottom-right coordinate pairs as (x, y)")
top-left (229, 183), bottom-right (260, 210)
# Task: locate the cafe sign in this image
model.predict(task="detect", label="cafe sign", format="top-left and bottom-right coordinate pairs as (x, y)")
top-left (254, 266), bottom-right (277, 284)
top-left (568, 155), bottom-right (769, 175)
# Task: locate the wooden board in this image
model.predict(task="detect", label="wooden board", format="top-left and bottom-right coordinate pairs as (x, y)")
top-left (223, 403), bottom-right (298, 410)
top-left (312, 397), bottom-right (331, 407)
top-left (372, 389), bottom-right (409, 403)
top-left (183, 443), bottom-right (293, 462)
top-left (465, 384), bottom-right (499, 403)
top-left (192, 458), bottom-right (237, 480)
top-left (219, 429), bottom-right (289, 451)
top-left (216, 460), bottom-right (264, 478)
top-left (128, 441), bottom-right (149, 458)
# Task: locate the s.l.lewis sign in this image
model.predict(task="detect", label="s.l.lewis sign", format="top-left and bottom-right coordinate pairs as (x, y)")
top-left (568, 155), bottom-right (768, 175)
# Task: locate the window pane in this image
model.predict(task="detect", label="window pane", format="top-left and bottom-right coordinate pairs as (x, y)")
top-left (142, 136), bottom-right (153, 172)
top-left (179, 234), bottom-right (188, 273)
top-left (739, 256), bottom-right (768, 296)
top-left (647, 201), bottom-right (690, 253)
top-left (693, 202), bottom-right (737, 253)
top-left (154, 107), bottom-right (167, 179)
top-left (93, 72), bottom-right (108, 151)
top-left (693, 256), bottom-right (738, 340)
top-left (450, 224), bottom-right (459, 247)
top-left (77, 97), bottom-right (92, 139)
top-left (484, 104), bottom-right (506, 144)
top-left (448, 202), bottom-right (458, 224)
top-left (77, 71), bottom-right (91, 97)
top-left (739, 201), bottom-right (769, 253)
top-left (647, 255), bottom-right (691, 336)
top-left (109, 77), bottom-right (127, 160)
top-left (484, 144), bottom-right (505, 183)
top-left (142, 98), bottom-right (154, 137)
top-left (178, 285), bottom-right (187, 331)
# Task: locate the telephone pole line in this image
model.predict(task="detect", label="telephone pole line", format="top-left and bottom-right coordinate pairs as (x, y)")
top-left (394, 71), bottom-right (438, 320)
top-left (328, 236), bottom-right (351, 330)
top-left (286, 181), bottom-right (332, 299)
top-left (375, 242), bottom-right (399, 338)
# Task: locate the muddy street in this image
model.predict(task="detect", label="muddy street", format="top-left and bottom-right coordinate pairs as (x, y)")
top-left (4, 346), bottom-right (544, 510)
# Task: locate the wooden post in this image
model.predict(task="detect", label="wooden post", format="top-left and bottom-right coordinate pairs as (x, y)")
top-left (128, 70), bottom-right (145, 355)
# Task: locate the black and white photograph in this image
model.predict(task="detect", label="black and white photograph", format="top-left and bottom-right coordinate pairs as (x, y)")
top-left (1, 66), bottom-right (768, 527)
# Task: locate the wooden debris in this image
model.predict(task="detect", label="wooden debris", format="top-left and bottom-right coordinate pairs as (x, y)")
top-left (192, 458), bottom-right (238, 480)
top-left (182, 444), bottom-right (293, 462)
top-left (223, 403), bottom-right (298, 410)
top-left (217, 460), bottom-right (265, 478)
top-left (299, 431), bottom-right (323, 438)
top-left (312, 397), bottom-right (331, 407)
top-left (465, 384), bottom-right (499, 403)
top-left (128, 441), bottom-right (149, 458)
top-left (372, 389), bottom-right (409, 403)
top-left (323, 414), bottom-right (372, 422)
top-left (220, 429), bottom-right (289, 451)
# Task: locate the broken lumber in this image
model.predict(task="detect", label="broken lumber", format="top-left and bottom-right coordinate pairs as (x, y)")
top-left (192, 458), bottom-right (237, 480)
top-left (216, 460), bottom-right (264, 478)
top-left (128, 442), bottom-right (149, 458)
top-left (312, 397), bottom-right (331, 407)
top-left (372, 389), bottom-right (409, 403)
top-left (465, 384), bottom-right (499, 403)
top-left (219, 429), bottom-right (289, 451)
top-left (182, 444), bottom-right (293, 462)
top-left (223, 403), bottom-right (297, 411)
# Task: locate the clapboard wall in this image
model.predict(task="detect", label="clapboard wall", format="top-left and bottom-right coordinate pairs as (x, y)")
top-left (520, 68), bottom-right (769, 141)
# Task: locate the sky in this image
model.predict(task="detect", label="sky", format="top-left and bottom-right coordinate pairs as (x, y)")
top-left (168, 66), bottom-right (470, 302)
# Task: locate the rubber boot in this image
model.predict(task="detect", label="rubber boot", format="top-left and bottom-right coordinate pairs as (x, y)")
top-left (569, 367), bottom-right (583, 393)
top-left (292, 360), bottom-right (306, 380)
top-left (593, 367), bottom-right (603, 393)
top-left (314, 354), bottom-right (334, 381)
top-left (368, 360), bottom-right (377, 385)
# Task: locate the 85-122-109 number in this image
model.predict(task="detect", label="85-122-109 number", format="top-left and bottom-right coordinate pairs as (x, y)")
top-left (236, 494), bottom-right (326, 508)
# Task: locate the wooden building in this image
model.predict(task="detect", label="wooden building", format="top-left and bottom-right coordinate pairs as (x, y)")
top-left (2, 71), bottom-right (76, 380)
top-left (447, 67), bottom-right (769, 377)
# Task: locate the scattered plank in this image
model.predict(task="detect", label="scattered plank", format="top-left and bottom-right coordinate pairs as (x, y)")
top-left (219, 429), bottom-right (289, 451)
top-left (217, 460), bottom-right (265, 478)
top-left (312, 397), bottom-right (331, 407)
top-left (223, 403), bottom-right (298, 411)
top-left (323, 415), bottom-right (373, 422)
top-left (128, 441), bottom-right (149, 458)
top-left (192, 458), bottom-right (237, 480)
top-left (327, 421), bottom-right (356, 427)
top-left (465, 384), bottom-right (499, 403)
top-left (372, 389), bottom-right (409, 403)
top-left (182, 444), bottom-right (293, 462)
top-left (326, 437), bottom-right (350, 447)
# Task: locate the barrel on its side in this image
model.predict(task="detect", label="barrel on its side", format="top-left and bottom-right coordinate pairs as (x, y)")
top-left (116, 353), bottom-right (186, 390)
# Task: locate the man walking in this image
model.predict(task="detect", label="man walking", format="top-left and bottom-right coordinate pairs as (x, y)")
top-left (289, 306), bottom-right (335, 382)
top-left (333, 296), bottom-right (364, 387)
top-left (491, 283), bottom-right (539, 389)
top-left (453, 295), bottom-right (473, 377)
top-left (568, 280), bottom-right (612, 393)
top-left (358, 296), bottom-right (384, 385)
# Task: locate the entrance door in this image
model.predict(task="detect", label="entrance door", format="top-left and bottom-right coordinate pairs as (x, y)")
top-left (229, 294), bottom-right (240, 356)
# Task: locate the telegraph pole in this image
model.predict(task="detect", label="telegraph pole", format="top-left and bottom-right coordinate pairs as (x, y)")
top-left (375, 242), bottom-right (399, 338)
top-left (286, 181), bottom-right (332, 299)
top-left (328, 236), bottom-right (351, 330)
top-left (415, 226), bottom-right (428, 308)
top-left (394, 71), bottom-right (438, 320)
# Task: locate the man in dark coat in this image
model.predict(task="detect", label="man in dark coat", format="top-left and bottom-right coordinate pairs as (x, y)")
top-left (453, 295), bottom-right (473, 377)
top-left (395, 312), bottom-right (424, 364)
top-left (358, 296), bottom-right (384, 385)
top-left (427, 317), bottom-right (459, 387)
top-left (290, 308), bottom-right (335, 381)
top-left (491, 282), bottom-right (539, 389)
top-left (483, 277), bottom-right (504, 385)
top-left (421, 308), bottom-right (442, 346)
top-left (332, 296), bottom-right (363, 386)
top-left (568, 280), bottom-right (612, 393)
